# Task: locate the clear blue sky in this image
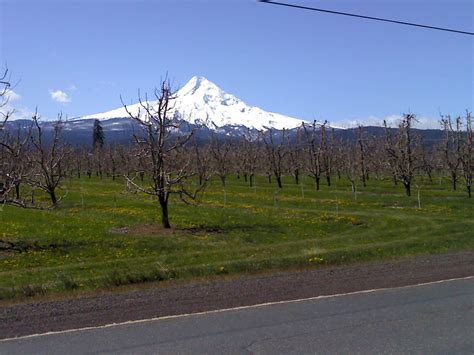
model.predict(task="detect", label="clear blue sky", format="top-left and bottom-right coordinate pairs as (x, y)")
top-left (1, 0), bottom-right (472, 128)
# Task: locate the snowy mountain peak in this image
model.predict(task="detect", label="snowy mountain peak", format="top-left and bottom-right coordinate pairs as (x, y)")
top-left (82, 76), bottom-right (306, 130)
top-left (180, 75), bottom-right (214, 94)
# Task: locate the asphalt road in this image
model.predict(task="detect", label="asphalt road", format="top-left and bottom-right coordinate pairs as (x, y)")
top-left (1, 277), bottom-right (472, 354)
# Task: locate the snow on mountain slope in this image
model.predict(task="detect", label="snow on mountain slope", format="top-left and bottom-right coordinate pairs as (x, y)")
top-left (81, 76), bottom-right (306, 130)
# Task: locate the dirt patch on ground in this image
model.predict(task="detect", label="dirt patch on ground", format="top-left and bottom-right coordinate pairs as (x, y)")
top-left (0, 250), bottom-right (13, 258)
top-left (0, 239), bottom-right (59, 253)
top-left (1, 251), bottom-right (472, 339)
top-left (109, 224), bottom-right (223, 236)
top-left (181, 227), bottom-right (223, 234)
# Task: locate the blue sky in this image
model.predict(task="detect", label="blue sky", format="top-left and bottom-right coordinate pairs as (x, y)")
top-left (1, 0), bottom-right (472, 128)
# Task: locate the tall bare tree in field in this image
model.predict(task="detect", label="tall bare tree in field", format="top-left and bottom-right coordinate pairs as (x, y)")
top-left (323, 126), bottom-right (334, 186)
top-left (28, 112), bottom-right (69, 206)
top-left (105, 145), bottom-right (119, 180)
top-left (0, 70), bottom-right (34, 207)
top-left (116, 144), bottom-right (134, 178)
top-left (460, 111), bottom-right (472, 197)
top-left (72, 147), bottom-right (83, 178)
top-left (0, 67), bottom-right (15, 203)
top-left (302, 121), bottom-right (327, 190)
top-left (210, 133), bottom-right (232, 187)
top-left (0, 126), bottom-right (30, 207)
top-left (383, 114), bottom-right (419, 197)
top-left (440, 115), bottom-right (462, 191)
top-left (0, 67), bottom-right (13, 127)
top-left (419, 137), bottom-right (435, 184)
top-left (288, 127), bottom-right (303, 185)
top-left (357, 125), bottom-right (368, 187)
top-left (342, 141), bottom-right (358, 194)
top-left (369, 136), bottom-right (384, 181)
top-left (191, 135), bottom-right (211, 186)
top-left (122, 78), bottom-right (204, 228)
top-left (241, 128), bottom-right (259, 187)
top-left (262, 128), bottom-right (288, 188)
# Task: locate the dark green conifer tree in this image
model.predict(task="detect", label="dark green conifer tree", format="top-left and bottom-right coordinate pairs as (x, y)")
top-left (92, 119), bottom-right (104, 150)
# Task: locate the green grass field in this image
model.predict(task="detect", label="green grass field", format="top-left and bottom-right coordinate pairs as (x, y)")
top-left (1, 174), bottom-right (473, 300)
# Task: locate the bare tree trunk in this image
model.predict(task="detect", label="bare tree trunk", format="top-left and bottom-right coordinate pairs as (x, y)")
top-left (351, 181), bottom-right (356, 193)
top-left (249, 174), bottom-right (254, 187)
top-left (158, 195), bottom-right (171, 229)
top-left (404, 181), bottom-right (411, 197)
top-left (50, 189), bottom-right (58, 205)
top-left (276, 176), bottom-right (282, 189)
top-left (315, 176), bottom-right (320, 190)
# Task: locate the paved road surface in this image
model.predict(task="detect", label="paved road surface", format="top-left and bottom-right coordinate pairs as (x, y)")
top-left (1, 277), bottom-right (473, 354)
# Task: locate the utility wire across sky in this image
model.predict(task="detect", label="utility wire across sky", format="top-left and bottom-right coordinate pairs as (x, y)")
top-left (259, 0), bottom-right (474, 36)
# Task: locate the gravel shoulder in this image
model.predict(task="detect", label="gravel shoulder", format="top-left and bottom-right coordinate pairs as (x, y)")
top-left (1, 251), bottom-right (473, 340)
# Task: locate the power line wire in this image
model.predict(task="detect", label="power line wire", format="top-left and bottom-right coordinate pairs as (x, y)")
top-left (258, 0), bottom-right (474, 36)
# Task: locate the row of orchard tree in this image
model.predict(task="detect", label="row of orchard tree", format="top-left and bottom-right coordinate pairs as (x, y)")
top-left (1, 75), bottom-right (472, 227)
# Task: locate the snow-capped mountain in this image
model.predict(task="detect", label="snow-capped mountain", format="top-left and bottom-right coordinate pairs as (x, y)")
top-left (81, 76), bottom-right (306, 130)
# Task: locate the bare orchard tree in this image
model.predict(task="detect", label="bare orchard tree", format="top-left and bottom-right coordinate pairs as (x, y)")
top-left (116, 144), bottom-right (134, 178)
top-left (191, 134), bottom-right (211, 186)
top-left (287, 127), bottom-right (303, 185)
top-left (28, 112), bottom-right (69, 206)
top-left (460, 111), bottom-right (472, 197)
top-left (357, 125), bottom-right (369, 187)
top-left (419, 137), bottom-right (436, 184)
top-left (262, 128), bottom-right (288, 188)
top-left (122, 78), bottom-right (205, 228)
top-left (0, 67), bottom-right (13, 126)
top-left (93, 144), bottom-right (104, 178)
top-left (241, 128), bottom-right (259, 187)
top-left (233, 138), bottom-right (247, 182)
top-left (383, 114), bottom-right (420, 197)
top-left (0, 67), bottom-right (20, 205)
top-left (302, 121), bottom-right (327, 190)
top-left (0, 125), bottom-right (30, 207)
top-left (342, 141), bottom-right (358, 194)
top-left (210, 132), bottom-right (232, 187)
top-left (72, 147), bottom-right (83, 178)
top-left (324, 126), bottom-right (334, 186)
top-left (105, 145), bottom-right (119, 180)
top-left (440, 114), bottom-right (462, 191)
top-left (367, 136), bottom-right (387, 181)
